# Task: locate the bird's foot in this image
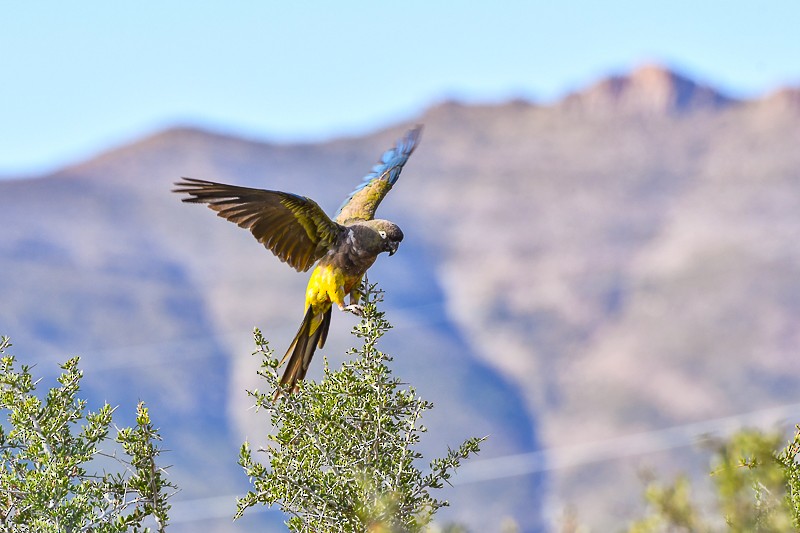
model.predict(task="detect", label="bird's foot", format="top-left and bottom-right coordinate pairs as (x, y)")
top-left (342, 304), bottom-right (364, 317)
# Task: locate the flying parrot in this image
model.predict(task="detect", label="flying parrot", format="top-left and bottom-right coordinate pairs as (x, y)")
top-left (173, 126), bottom-right (422, 397)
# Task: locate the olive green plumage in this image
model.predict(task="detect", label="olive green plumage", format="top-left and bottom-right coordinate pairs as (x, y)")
top-left (173, 126), bottom-right (421, 395)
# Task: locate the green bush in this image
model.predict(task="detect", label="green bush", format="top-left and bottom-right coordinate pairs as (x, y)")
top-left (0, 335), bottom-right (174, 532)
top-left (236, 284), bottom-right (484, 532)
top-left (629, 426), bottom-right (800, 532)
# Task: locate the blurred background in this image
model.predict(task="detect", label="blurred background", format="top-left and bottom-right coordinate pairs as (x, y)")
top-left (2, 2), bottom-right (799, 531)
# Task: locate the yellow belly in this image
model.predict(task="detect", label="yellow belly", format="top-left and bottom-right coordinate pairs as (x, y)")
top-left (304, 264), bottom-right (362, 332)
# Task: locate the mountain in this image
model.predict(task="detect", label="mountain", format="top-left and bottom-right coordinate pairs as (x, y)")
top-left (0, 127), bottom-right (540, 531)
top-left (561, 63), bottom-right (735, 114)
top-left (2, 64), bottom-right (800, 531)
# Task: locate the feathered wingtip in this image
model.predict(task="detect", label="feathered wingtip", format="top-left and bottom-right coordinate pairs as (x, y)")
top-left (370, 125), bottom-right (423, 187)
top-left (337, 125), bottom-right (423, 213)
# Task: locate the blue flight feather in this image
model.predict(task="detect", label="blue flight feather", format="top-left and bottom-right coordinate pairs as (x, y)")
top-left (337, 126), bottom-right (422, 214)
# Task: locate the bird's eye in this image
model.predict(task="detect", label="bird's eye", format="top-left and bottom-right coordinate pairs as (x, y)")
top-left (379, 230), bottom-right (387, 239)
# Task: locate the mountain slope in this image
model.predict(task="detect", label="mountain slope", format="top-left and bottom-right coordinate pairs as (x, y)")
top-left (0, 126), bottom-right (541, 531)
top-left (2, 64), bottom-right (800, 530)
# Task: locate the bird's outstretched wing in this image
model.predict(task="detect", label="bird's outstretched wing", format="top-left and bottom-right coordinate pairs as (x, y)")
top-left (335, 126), bottom-right (422, 224)
top-left (173, 178), bottom-right (343, 272)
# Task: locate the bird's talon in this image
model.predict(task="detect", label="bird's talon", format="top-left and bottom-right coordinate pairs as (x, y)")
top-left (343, 304), bottom-right (364, 317)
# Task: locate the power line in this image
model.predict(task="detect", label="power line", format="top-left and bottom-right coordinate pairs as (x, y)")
top-left (163, 401), bottom-right (800, 523)
top-left (58, 300), bottom-right (449, 373)
top-left (454, 401), bottom-right (800, 485)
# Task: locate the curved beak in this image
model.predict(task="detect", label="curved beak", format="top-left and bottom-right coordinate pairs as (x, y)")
top-left (388, 241), bottom-right (400, 256)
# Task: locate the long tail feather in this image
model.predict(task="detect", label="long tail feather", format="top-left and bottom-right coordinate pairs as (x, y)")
top-left (274, 306), bottom-right (332, 399)
top-left (317, 307), bottom-right (332, 349)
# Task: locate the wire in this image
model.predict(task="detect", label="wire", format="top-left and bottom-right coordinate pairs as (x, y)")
top-left (453, 401), bottom-right (800, 485)
top-left (162, 401), bottom-right (800, 523)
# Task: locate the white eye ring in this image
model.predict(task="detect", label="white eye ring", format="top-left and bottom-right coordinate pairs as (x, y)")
top-left (379, 230), bottom-right (387, 239)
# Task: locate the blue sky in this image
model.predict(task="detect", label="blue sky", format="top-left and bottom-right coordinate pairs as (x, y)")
top-left (2, 1), bottom-right (798, 175)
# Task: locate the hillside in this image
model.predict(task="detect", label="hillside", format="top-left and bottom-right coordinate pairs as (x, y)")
top-left (2, 64), bottom-right (800, 531)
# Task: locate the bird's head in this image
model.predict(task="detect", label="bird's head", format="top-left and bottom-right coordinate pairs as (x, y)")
top-left (361, 219), bottom-right (404, 256)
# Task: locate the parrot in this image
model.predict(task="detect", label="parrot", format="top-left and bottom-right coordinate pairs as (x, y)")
top-left (173, 126), bottom-right (421, 397)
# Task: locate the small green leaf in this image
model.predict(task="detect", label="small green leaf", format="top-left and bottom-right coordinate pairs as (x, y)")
top-left (237, 282), bottom-right (482, 532)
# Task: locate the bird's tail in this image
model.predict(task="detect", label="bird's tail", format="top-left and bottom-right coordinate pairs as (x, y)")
top-left (274, 306), bottom-right (332, 399)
